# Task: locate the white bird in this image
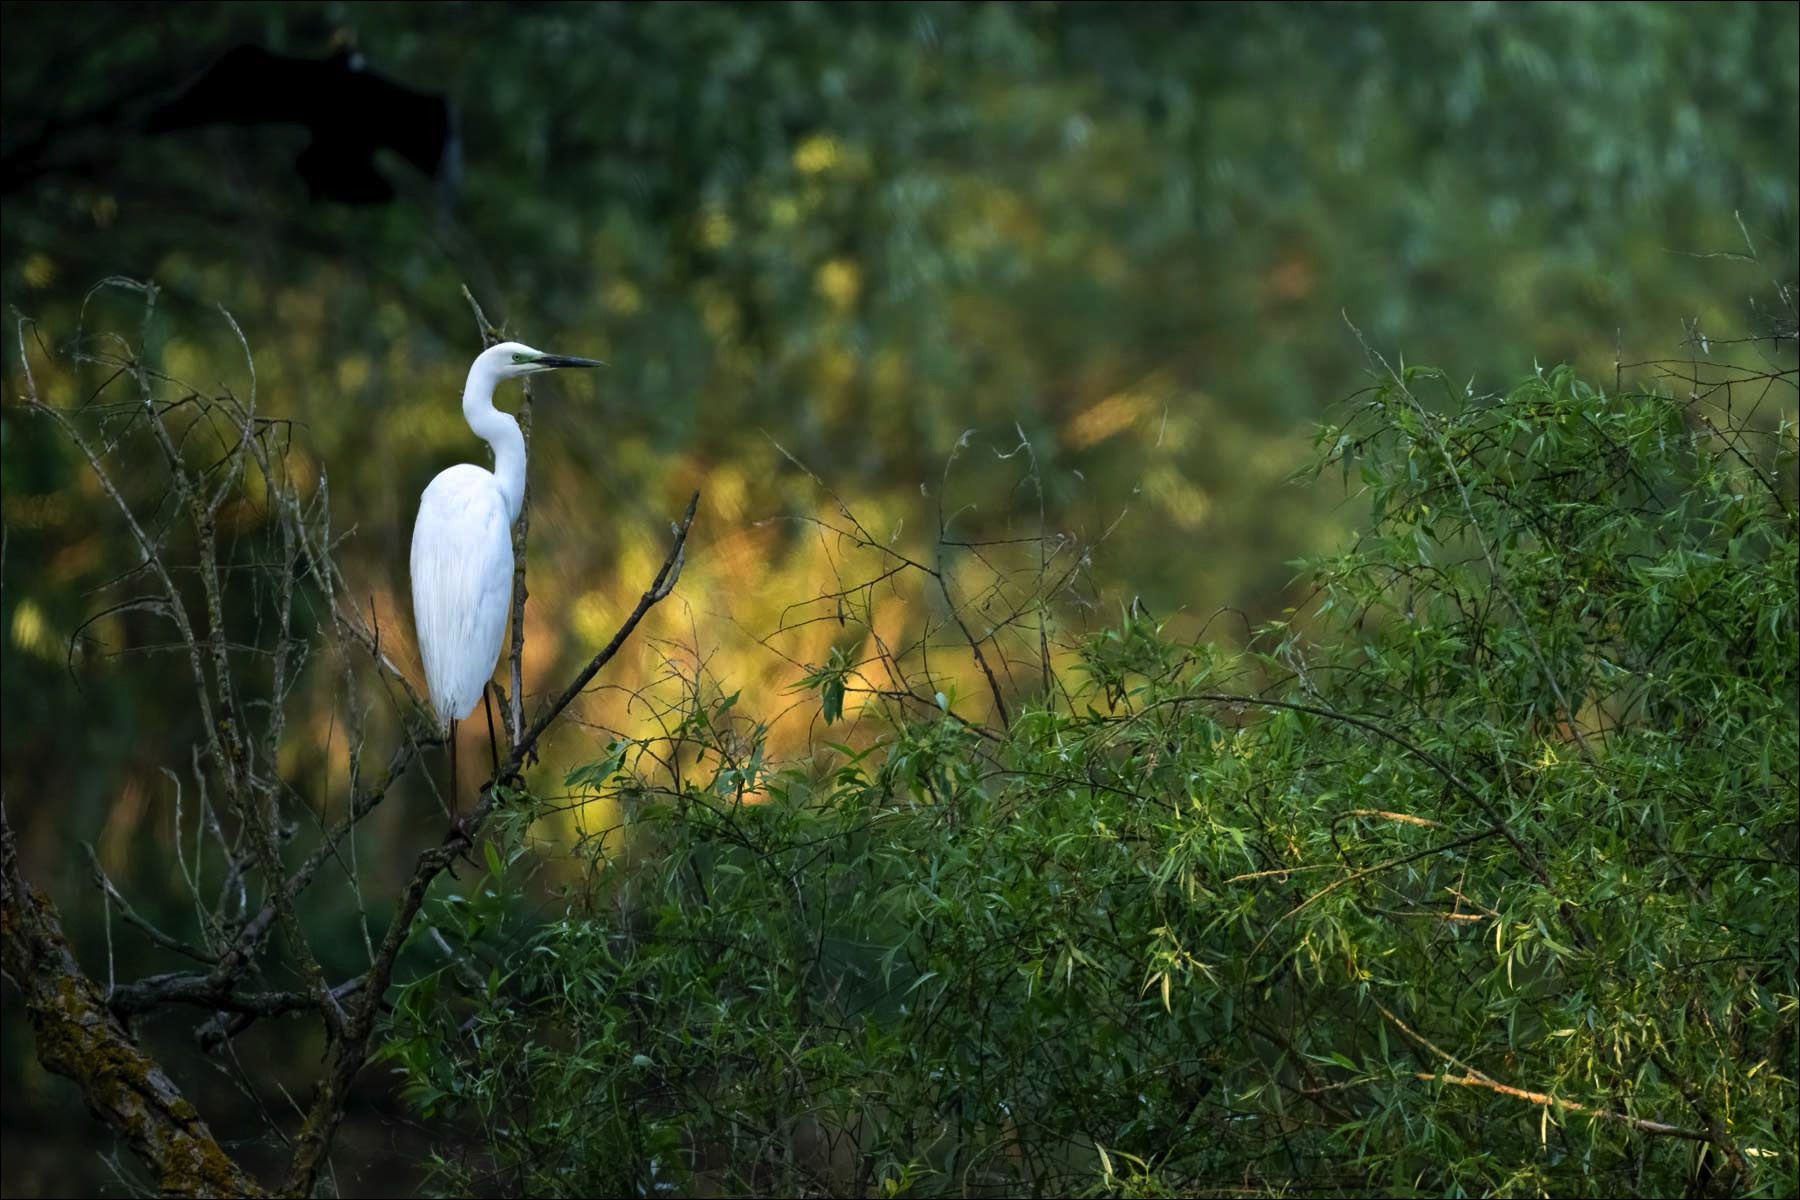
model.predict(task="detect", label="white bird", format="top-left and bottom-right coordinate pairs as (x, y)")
top-left (410, 340), bottom-right (600, 810)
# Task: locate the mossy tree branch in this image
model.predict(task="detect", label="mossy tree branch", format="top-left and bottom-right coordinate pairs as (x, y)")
top-left (1, 807), bottom-right (267, 1199)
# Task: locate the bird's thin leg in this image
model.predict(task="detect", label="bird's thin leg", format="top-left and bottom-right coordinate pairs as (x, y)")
top-left (449, 717), bottom-right (459, 825)
top-left (443, 720), bottom-right (476, 872)
top-left (482, 686), bottom-right (501, 777)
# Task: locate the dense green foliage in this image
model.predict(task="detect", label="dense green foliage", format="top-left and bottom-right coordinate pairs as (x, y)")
top-left (386, 365), bottom-right (1798, 1197)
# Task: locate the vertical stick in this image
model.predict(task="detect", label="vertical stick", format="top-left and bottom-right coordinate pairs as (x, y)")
top-left (507, 382), bottom-right (531, 747)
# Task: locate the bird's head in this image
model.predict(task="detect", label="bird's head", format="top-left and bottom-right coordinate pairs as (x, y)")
top-left (479, 340), bottom-right (605, 379)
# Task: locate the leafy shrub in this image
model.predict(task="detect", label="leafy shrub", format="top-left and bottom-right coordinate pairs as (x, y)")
top-left (385, 361), bottom-right (1797, 1197)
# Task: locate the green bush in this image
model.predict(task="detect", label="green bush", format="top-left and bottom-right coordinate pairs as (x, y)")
top-left (384, 361), bottom-right (1797, 1197)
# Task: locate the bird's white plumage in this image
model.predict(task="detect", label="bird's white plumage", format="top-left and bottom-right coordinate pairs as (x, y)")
top-left (411, 464), bottom-right (513, 726)
top-left (410, 341), bottom-right (598, 735)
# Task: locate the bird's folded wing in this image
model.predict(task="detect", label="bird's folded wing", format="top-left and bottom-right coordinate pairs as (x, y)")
top-left (410, 466), bottom-right (515, 724)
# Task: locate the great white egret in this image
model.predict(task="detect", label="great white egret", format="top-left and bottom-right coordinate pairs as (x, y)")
top-left (411, 341), bottom-right (601, 815)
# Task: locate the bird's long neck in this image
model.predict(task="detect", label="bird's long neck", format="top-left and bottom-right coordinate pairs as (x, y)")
top-left (462, 361), bottom-right (526, 524)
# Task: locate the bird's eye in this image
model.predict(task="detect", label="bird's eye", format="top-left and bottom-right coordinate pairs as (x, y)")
top-left (511, 353), bottom-right (529, 364)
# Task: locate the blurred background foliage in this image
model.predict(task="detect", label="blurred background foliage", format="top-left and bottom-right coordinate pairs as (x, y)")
top-left (1, 1), bottom-right (1795, 1194)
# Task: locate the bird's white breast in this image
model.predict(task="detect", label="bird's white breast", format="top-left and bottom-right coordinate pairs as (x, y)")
top-left (410, 465), bottom-right (515, 726)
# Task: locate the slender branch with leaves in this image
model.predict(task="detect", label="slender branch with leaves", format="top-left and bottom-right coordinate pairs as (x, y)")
top-left (383, 297), bottom-right (1794, 1199)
